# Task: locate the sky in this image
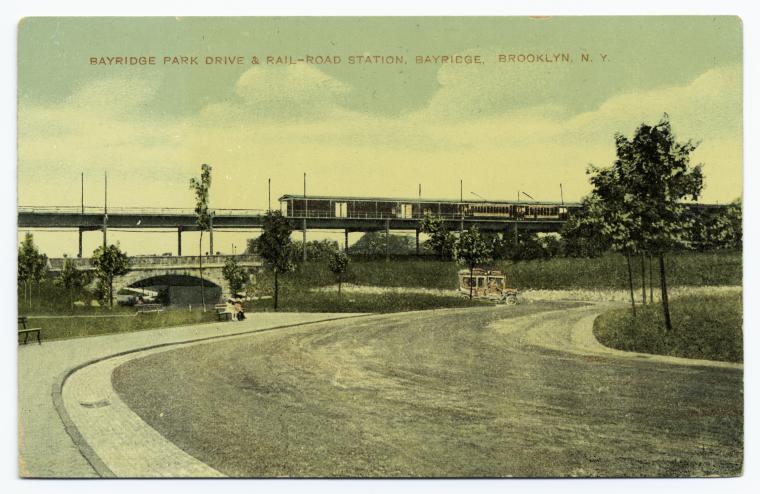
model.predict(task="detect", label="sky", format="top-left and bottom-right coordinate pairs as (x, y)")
top-left (17, 16), bottom-right (743, 257)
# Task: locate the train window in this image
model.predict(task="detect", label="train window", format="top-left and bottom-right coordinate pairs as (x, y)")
top-left (281, 201), bottom-right (289, 216)
top-left (335, 202), bottom-right (348, 218)
top-left (399, 204), bottom-right (413, 219)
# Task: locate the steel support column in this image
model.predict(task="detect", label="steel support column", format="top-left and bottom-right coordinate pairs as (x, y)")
top-left (177, 227), bottom-right (183, 256)
top-left (209, 216), bottom-right (214, 255)
top-left (344, 229), bottom-right (349, 252)
top-left (78, 227), bottom-right (83, 258)
top-left (415, 228), bottom-right (420, 255)
top-left (302, 218), bottom-right (307, 262)
top-left (385, 219), bottom-right (390, 262)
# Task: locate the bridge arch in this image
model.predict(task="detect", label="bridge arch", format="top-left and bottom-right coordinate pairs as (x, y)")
top-left (115, 269), bottom-right (228, 306)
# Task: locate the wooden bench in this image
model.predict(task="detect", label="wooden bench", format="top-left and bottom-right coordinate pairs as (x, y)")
top-left (215, 304), bottom-right (233, 321)
top-left (18, 316), bottom-right (42, 345)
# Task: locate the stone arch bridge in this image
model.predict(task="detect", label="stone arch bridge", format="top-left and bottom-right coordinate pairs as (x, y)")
top-left (48, 254), bottom-right (262, 302)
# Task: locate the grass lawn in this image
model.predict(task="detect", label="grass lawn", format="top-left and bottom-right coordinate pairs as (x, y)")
top-left (593, 292), bottom-right (743, 363)
top-left (19, 310), bottom-right (219, 342)
top-left (247, 290), bottom-right (487, 313)
top-left (272, 250), bottom-right (741, 292)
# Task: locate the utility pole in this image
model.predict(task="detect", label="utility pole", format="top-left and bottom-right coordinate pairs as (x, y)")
top-left (102, 171), bottom-right (108, 248)
top-left (303, 172), bottom-right (307, 262)
top-left (268, 178), bottom-right (271, 211)
top-left (560, 183), bottom-right (564, 205)
top-left (78, 173), bottom-right (84, 257)
top-left (460, 179), bottom-right (463, 202)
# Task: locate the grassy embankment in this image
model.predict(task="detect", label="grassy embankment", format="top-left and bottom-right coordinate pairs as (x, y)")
top-left (270, 250), bottom-right (741, 292)
top-left (20, 251), bottom-right (740, 341)
top-left (19, 310), bottom-right (219, 343)
top-left (593, 291), bottom-right (743, 363)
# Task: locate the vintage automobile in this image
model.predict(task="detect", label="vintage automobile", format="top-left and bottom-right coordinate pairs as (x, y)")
top-left (458, 268), bottom-right (519, 305)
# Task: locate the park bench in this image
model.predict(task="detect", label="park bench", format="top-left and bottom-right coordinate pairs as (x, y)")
top-left (135, 303), bottom-right (164, 314)
top-left (215, 303), bottom-right (233, 321)
top-left (18, 316), bottom-right (42, 345)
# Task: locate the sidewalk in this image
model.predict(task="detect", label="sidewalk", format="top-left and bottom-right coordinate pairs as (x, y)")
top-left (18, 312), bottom-right (363, 478)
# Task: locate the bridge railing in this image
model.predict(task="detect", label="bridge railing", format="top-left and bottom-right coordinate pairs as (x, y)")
top-left (19, 206), bottom-right (267, 216)
top-left (48, 254), bottom-right (260, 270)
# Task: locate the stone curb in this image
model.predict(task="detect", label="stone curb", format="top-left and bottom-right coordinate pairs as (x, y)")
top-left (51, 313), bottom-right (372, 478)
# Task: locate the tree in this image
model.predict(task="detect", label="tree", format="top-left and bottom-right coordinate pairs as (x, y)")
top-left (222, 258), bottom-right (249, 296)
top-left (454, 226), bottom-right (491, 299)
top-left (348, 232), bottom-right (417, 257)
top-left (560, 195), bottom-right (612, 258)
top-left (258, 210), bottom-right (295, 310)
top-left (57, 259), bottom-right (90, 309)
top-left (328, 251), bottom-right (349, 296)
top-left (92, 243), bottom-right (130, 308)
top-left (17, 233), bottom-right (48, 309)
top-left (590, 115), bottom-right (703, 330)
top-left (587, 164), bottom-right (642, 315)
top-left (189, 163), bottom-right (213, 311)
top-left (419, 211), bottom-right (455, 260)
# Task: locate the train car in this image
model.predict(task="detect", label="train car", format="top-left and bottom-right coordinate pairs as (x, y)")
top-left (279, 194), bottom-right (576, 221)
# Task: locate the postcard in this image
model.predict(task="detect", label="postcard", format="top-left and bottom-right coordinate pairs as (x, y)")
top-left (17, 16), bottom-right (742, 478)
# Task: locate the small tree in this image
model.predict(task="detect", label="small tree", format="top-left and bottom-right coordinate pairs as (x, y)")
top-left (92, 243), bottom-right (130, 308)
top-left (590, 115), bottom-right (703, 330)
top-left (57, 259), bottom-right (90, 309)
top-left (455, 227), bottom-right (491, 299)
top-left (328, 251), bottom-right (349, 296)
top-left (258, 211), bottom-right (295, 311)
top-left (189, 163), bottom-right (212, 311)
top-left (18, 233), bottom-right (48, 309)
top-left (222, 258), bottom-right (249, 296)
top-left (419, 211), bottom-right (455, 260)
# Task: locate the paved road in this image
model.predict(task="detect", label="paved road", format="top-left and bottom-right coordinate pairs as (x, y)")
top-left (18, 312), bottom-right (363, 478)
top-left (109, 303), bottom-right (742, 477)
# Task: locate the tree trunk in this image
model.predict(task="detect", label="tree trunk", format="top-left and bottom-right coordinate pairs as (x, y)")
top-left (199, 231), bottom-right (206, 312)
top-left (274, 268), bottom-right (279, 311)
top-left (648, 255), bottom-right (654, 303)
top-left (469, 267), bottom-right (474, 299)
top-left (626, 254), bottom-right (636, 316)
top-left (640, 253), bottom-right (647, 305)
top-left (659, 255), bottom-right (672, 331)
top-left (109, 278), bottom-right (113, 308)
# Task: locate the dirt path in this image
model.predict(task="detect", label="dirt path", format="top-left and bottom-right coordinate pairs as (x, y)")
top-left (110, 302), bottom-right (742, 477)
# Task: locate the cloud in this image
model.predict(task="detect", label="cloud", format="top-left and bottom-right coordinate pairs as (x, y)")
top-left (17, 63), bottom-right (742, 214)
top-left (200, 65), bottom-right (351, 123)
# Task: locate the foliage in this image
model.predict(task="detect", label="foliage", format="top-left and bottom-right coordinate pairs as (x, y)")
top-left (419, 211), bottom-right (456, 260)
top-left (17, 233), bottom-right (48, 308)
top-left (587, 115), bottom-right (704, 329)
top-left (92, 243), bottom-right (130, 308)
top-left (222, 258), bottom-right (249, 295)
top-left (454, 227), bottom-right (491, 299)
top-left (690, 198), bottom-right (742, 251)
top-left (349, 231), bottom-right (417, 257)
top-left (189, 163), bottom-right (213, 310)
top-left (258, 210), bottom-right (296, 310)
top-left (560, 196), bottom-right (613, 257)
top-left (292, 239), bottom-right (340, 261)
top-left (594, 292), bottom-right (742, 363)
top-left (56, 259), bottom-right (91, 308)
top-left (189, 163), bottom-right (213, 231)
top-left (328, 251), bottom-right (350, 295)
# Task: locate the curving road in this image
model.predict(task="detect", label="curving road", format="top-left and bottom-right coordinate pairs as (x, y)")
top-left (108, 302), bottom-right (742, 478)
